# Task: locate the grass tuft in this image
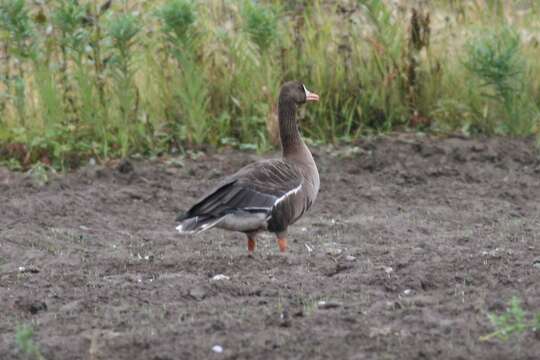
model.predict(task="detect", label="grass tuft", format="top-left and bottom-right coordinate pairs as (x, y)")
top-left (15, 324), bottom-right (46, 360)
top-left (481, 296), bottom-right (540, 342)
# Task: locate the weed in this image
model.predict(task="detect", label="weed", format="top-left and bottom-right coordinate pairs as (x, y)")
top-left (0, 0), bottom-right (35, 125)
top-left (242, 0), bottom-right (278, 53)
top-left (157, 0), bottom-right (209, 146)
top-left (107, 12), bottom-right (141, 156)
top-left (464, 27), bottom-right (538, 135)
top-left (27, 161), bottom-right (54, 187)
top-left (302, 297), bottom-right (319, 317)
top-left (480, 296), bottom-right (540, 341)
top-left (157, 0), bottom-right (195, 44)
top-left (15, 324), bottom-right (46, 360)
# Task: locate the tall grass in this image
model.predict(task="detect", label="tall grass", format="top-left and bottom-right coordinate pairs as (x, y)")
top-left (0, 0), bottom-right (539, 169)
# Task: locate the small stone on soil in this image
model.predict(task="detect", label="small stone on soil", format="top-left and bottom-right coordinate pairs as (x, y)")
top-left (318, 300), bottom-right (342, 309)
top-left (369, 326), bottom-right (392, 338)
top-left (488, 299), bottom-right (506, 312)
top-left (15, 299), bottom-right (48, 314)
top-left (166, 158), bottom-right (185, 168)
top-left (117, 159), bottom-right (134, 174)
top-left (18, 266), bottom-right (40, 274)
top-left (189, 286), bottom-right (207, 301)
top-left (279, 308), bottom-right (291, 327)
top-left (209, 169), bottom-right (223, 179)
top-left (211, 345), bottom-right (223, 353)
top-left (403, 289), bottom-right (413, 296)
top-left (211, 274), bottom-right (230, 281)
top-left (325, 262), bottom-right (354, 277)
top-left (143, 254), bottom-right (154, 262)
top-left (326, 248), bottom-right (342, 256)
top-left (29, 301), bottom-right (47, 314)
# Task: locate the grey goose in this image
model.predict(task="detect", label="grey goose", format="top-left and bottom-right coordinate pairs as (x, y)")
top-left (176, 81), bottom-right (320, 254)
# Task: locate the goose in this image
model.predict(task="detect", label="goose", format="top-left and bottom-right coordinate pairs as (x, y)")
top-left (176, 81), bottom-right (320, 254)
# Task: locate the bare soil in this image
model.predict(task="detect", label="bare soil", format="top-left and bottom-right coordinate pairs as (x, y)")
top-left (1, 134), bottom-right (539, 360)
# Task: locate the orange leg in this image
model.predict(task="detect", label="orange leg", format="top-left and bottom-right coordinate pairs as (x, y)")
top-left (277, 237), bottom-right (287, 253)
top-left (247, 236), bottom-right (256, 254)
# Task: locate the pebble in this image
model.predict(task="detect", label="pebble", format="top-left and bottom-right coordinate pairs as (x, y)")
top-left (280, 308), bottom-right (291, 327)
top-left (143, 255), bottom-right (154, 261)
top-left (318, 300), bottom-right (342, 309)
top-left (326, 248), bottom-right (342, 256)
top-left (116, 159), bottom-right (134, 174)
top-left (29, 301), bottom-right (47, 314)
top-left (18, 266), bottom-right (40, 274)
top-left (212, 345), bottom-right (223, 353)
top-left (189, 286), bottom-right (207, 301)
top-left (211, 274), bottom-right (230, 281)
top-left (166, 158), bottom-right (185, 168)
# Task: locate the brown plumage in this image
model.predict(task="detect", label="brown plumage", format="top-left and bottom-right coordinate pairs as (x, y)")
top-left (176, 81), bottom-right (320, 254)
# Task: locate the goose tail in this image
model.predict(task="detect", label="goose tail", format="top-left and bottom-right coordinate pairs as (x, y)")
top-left (175, 214), bottom-right (224, 235)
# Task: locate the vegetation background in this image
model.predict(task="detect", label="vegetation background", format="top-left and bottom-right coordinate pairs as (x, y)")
top-left (0, 0), bottom-right (539, 170)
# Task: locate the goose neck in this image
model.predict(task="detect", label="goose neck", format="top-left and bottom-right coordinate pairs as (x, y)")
top-left (278, 98), bottom-right (303, 156)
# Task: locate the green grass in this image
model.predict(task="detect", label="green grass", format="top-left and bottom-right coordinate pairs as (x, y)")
top-left (15, 324), bottom-right (46, 360)
top-left (481, 296), bottom-right (540, 342)
top-left (0, 0), bottom-right (539, 169)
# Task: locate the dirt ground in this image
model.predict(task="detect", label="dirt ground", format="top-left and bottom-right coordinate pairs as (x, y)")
top-left (1, 134), bottom-right (539, 360)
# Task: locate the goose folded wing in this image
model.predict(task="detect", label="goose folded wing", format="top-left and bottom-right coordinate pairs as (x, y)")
top-left (180, 160), bottom-right (303, 219)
